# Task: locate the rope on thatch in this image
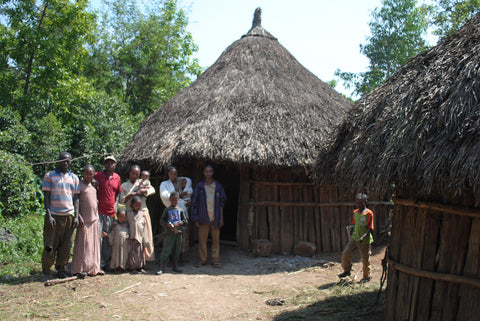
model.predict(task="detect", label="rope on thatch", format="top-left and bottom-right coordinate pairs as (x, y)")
top-left (387, 255), bottom-right (480, 288)
top-left (252, 7), bottom-right (261, 28)
top-left (395, 198), bottom-right (480, 218)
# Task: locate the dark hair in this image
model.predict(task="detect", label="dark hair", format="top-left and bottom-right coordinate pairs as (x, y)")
top-left (169, 191), bottom-right (180, 198)
top-left (129, 164), bottom-right (140, 172)
top-left (203, 164), bottom-right (214, 171)
top-left (117, 207), bottom-right (126, 215)
top-left (141, 170), bottom-right (150, 176)
top-left (167, 166), bottom-right (177, 173)
top-left (83, 164), bottom-right (95, 172)
top-left (131, 195), bottom-right (142, 204)
top-left (355, 193), bottom-right (368, 202)
top-left (58, 152), bottom-right (72, 161)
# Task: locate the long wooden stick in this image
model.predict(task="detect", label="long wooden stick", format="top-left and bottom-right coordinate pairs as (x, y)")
top-left (114, 282), bottom-right (141, 294)
top-left (388, 256), bottom-right (480, 288)
top-left (395, 198), bottom-right (480, 218)
top-left (44, 276), bottom-right (79, 286)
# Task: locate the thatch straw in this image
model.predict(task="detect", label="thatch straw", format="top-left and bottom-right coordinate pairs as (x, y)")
top-left (119, 8), bottom-right (352, 171)
top-left (313, 12), bottom-right (480, 205)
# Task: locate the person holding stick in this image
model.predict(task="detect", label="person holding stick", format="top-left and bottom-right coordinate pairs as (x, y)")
top-left (338, 193), bottom-right (374, 282)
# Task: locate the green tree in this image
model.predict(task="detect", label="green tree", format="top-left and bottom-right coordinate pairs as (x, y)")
top-left (86, 0), bottom-right (202, 115)
top-left (336, 0), bottom-right (430, 97)
top-left (431, 0), bottom-right (480, 38)
top-left (0, 0), bottom-right (96, 117)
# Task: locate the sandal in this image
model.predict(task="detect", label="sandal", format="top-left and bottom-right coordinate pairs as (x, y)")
top-left (212, 261), bottom-right (221, 268)
top-left (195, 261), bottom-right (205, 268)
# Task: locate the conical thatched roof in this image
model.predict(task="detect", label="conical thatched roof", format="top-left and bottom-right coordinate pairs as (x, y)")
top-left (313, 12), bottom-right (480, 204)
top-left (119, 8), bottom-right (352, 170)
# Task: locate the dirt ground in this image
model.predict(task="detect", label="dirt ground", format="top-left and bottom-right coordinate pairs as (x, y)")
top-left (0, 244), bottom-right (387, 321)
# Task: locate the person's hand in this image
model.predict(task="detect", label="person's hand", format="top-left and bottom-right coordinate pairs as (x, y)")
top-left (136, 188), bottom-right (147, 195)
top-left (180, 191), bottom-right (187, 197)
top-left (174, 221), bottom-right (183, 227)
top-left (358, 236), bottom-right (365, 242)
top-left (101, 231), bottom-right (108, 238)
top-left (72, 216), bottom-right (79, 228)
top-left (78, 215), bottom-right (85, 228)
top-left (219, 220), bottom-right (224, 228)
top-left (47, 214), bottom-right (56, 229)
top-left (186, 200), bottom-right (192, 207)
top-left (195, 222), bottom-right (200, 229)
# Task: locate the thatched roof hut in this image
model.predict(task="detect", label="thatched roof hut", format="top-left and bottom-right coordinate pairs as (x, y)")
top-left (121, 8), bottom-right (350, 169)
top-left (313, 13), bottom-right (480, 206)
top-left (120, 8), bottom-right (366, 253)
top-left (313, 12), bottom-right (480, 321)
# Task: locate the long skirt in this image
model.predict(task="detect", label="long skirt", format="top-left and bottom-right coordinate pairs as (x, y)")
top-left (128, 239), bottom-right (144, 269)
top-left (71, 220), bottom-right (102, 275)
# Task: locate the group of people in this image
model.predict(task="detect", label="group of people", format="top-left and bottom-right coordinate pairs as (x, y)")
top-left (41, 152), bottom-right (226, 281)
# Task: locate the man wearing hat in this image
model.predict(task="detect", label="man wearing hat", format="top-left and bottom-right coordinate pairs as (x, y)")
top-left (95, 155), bottom-right (121, 270)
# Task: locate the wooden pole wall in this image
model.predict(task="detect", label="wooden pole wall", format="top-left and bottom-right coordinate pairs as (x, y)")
top-left (236, 167), bottom-right (392, 254)
top-left (385, 199), bottom-right (480, 321)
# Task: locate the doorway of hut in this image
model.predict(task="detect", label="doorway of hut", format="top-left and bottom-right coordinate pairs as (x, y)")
top-left (211, 165), bottom-right (239, 242)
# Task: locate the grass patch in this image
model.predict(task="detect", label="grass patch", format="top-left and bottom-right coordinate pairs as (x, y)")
top-left (0, 213), bottom-right (43, 282)
top-left (274, 281), bottom-right (385, 321)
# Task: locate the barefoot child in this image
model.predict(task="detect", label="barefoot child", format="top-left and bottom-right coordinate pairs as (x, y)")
top-left (157, 191), bottom-right (188, 274)
top-left (71, 165), bottom-right (104, 276)
top-left (104, 208), bottom-right (130, 272)
top-left (127, 196), bottom-right (151, 272)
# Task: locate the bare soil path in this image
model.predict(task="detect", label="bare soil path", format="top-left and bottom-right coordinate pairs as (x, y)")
top-left (0, 244), bottom-right (387, 320)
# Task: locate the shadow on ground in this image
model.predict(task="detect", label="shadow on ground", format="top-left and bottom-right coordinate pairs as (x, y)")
top-left (273, 288), bottom-right (385, 321)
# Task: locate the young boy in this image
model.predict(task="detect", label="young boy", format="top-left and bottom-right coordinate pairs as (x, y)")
top-left (104, 208), bottom-right (130, 272)
top-left (338, 193), bottom-right (374, 282)
top-left (157, 191), bottom-right (188, 274)
top-left (126, 196), bottom-right (151, 272)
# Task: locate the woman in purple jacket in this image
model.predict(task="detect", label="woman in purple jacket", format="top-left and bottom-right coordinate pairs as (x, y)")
top-left (191, 165), bottom-right (226, 268)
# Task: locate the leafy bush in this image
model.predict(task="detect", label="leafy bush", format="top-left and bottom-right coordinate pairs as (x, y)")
top-left (0, 213), bottom-right (43, 281)
top-left (0, 150), bottom-right (43, 218)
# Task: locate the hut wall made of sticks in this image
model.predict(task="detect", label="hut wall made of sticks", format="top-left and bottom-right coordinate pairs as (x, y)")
top-left (143, 159), bottom-right (392, 254)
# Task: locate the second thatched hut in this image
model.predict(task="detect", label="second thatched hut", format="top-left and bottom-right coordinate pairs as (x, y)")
top-left (119, 9), bottom-right (383, 254)
top-left (314, 11), bottom-right (480, 321)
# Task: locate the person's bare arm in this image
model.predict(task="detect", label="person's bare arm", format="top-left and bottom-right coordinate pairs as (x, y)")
top-left (44, 191), bottom-right (55, 228)
top-left (72, 194), bottom-right (80, 228)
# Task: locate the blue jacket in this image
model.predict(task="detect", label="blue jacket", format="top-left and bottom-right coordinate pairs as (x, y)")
top-left (191, 180), bottom-right (226, 228)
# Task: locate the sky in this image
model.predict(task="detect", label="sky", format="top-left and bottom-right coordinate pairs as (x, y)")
top-left (178, 0), bottom-right (383, 96)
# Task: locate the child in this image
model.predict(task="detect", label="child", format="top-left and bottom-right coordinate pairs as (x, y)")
top-left (71, 165), bottom-right (104, 276)
top-left (138, 170), bottom-right (153, 192)
top-left (157, 191), bottom-right (188, 274)
top-left (104, 208), bottom-right (130, 272)
top-left (126, 196), bottom-right (151, 272)
top-left (338, 193), bottom-right (374, 282)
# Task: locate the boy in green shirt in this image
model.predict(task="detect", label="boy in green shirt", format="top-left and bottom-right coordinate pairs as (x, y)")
top-left (338, 193), bottom-right (374, 282)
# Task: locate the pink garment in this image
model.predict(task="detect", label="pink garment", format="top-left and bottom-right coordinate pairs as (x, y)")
top-left (71, 181), bottom-right (102, 275)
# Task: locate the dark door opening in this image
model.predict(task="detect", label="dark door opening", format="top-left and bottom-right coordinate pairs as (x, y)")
top-left (212, 165), bottom-right (239, 242)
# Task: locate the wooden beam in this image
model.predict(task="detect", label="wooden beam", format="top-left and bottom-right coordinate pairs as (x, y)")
top-left (388, 256), bottom-right (480, 289)
top-left (248, 180), bottom-right (315, 186)
top-left (395, 198), bottom-right (480, 218)
top-left (243, 201), bottom-right (392, 207)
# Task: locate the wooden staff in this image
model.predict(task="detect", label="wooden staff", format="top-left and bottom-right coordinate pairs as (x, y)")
top-left (44, 273), bottom-right (86, 286)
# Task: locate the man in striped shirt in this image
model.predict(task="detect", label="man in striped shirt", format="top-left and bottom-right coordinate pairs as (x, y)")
top-left (41, 152), bottom-right (80, 282)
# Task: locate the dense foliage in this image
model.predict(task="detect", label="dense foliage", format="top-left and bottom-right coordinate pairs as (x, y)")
top-left (0, 0), bottom-right (200, 218)
top-left (336, 0), bottom-right (480, 98)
